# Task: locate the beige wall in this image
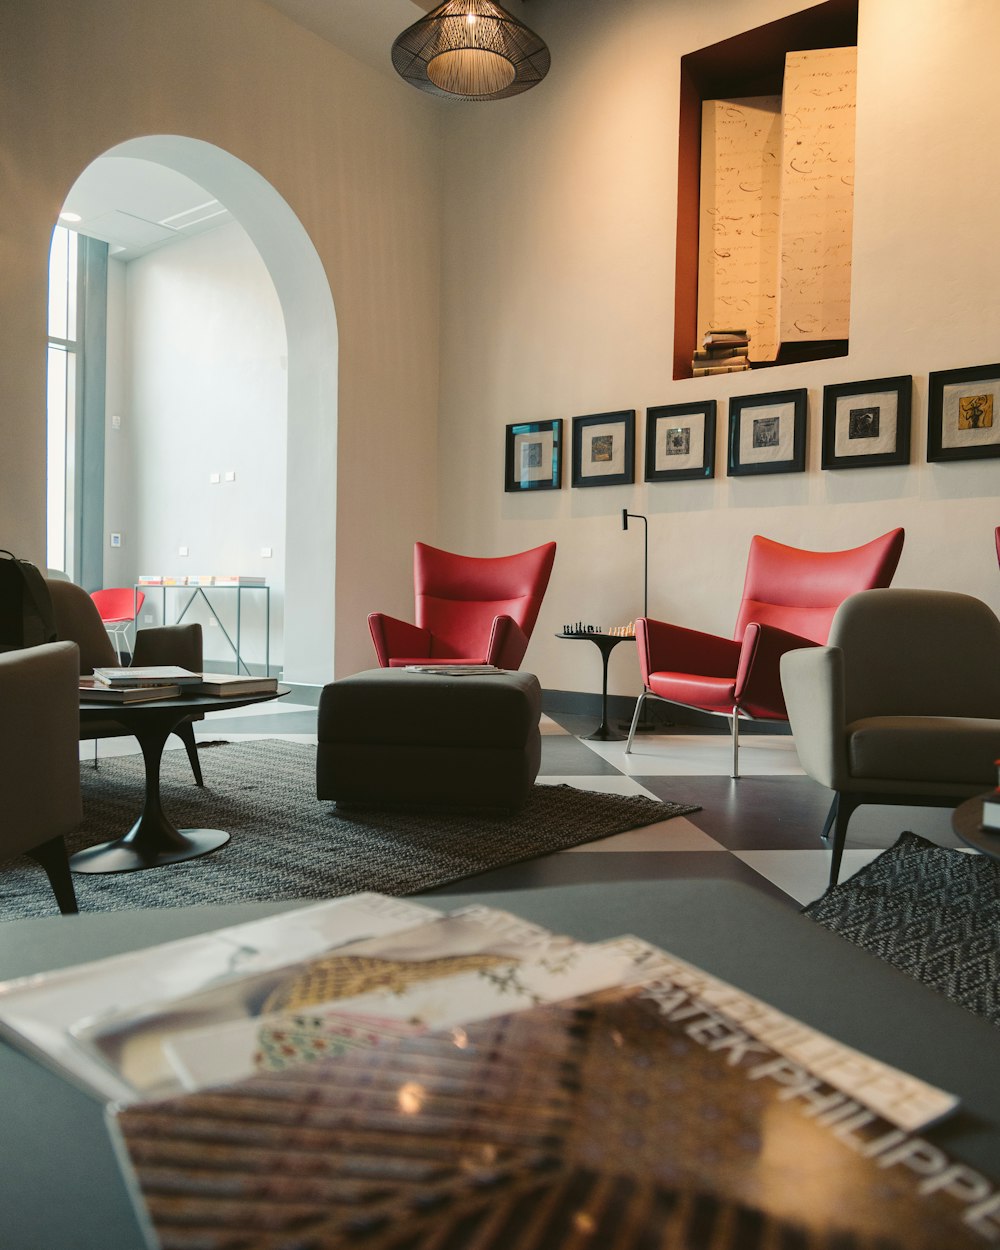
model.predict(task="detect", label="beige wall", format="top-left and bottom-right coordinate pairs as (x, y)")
top-left (4, 0), bottom-right (999, 696)
top-left (0, 0), bottom-right (441, 680)
top-left (438, 0), bottom-right (1000, 699)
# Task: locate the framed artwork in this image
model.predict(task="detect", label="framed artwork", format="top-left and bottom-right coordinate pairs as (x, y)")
top-left (645, 401), bottom-right (716, 482)
top-left (821, 376), bottom-right (912, 470)
top-left (571, 410), bottom-right (635, 488)
top-left (504, 419), bottom-right (562, 491)
top-left (728, 389), bottom-right (807, 477)
top-left (927, 363), bottom-right (1000, 462)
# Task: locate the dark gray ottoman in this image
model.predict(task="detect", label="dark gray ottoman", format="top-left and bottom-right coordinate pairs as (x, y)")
top-left (316, 667), bottom-right (542, 811)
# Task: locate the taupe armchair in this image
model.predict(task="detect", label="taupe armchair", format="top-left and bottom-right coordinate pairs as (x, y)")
top-left (781, 589), bottom-right (1000, 887)
top-left (47, 579), bottom-right (205, 785)
top-left (0, 641), bottom-right (82, 913)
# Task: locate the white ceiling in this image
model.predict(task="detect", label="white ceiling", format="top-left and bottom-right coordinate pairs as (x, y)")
top-left (260, 0), bottom-right (438, 75)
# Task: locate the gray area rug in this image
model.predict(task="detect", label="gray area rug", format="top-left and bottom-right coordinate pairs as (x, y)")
top-left (2, 739), bottom-right (699, 922)
top-left (803, 831), bottom-right (1000, 1028)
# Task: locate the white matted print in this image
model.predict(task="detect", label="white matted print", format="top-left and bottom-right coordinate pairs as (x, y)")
top-left (571, 410), bottom-right (635, 488)
top-left (645, 401), bottom-right (716, 481)
top-left (504, 419), bottom-right (562, 491)
top-left (821, 376), bottom-right (911, 470)
top-left (928, 364), bottom-right (1000, 462)
top-left (728, 389), bottom-right (807, 477)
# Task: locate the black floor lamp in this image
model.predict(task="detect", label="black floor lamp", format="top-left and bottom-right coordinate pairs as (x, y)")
top-left (621, 509), bottom-right (648, 618)
top-left (621, 509), bottom-right (665, 731)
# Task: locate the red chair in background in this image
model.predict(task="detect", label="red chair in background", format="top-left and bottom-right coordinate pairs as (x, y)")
top-left (369, 541), bottom-right (556, 670)
top-left (91, 587), bottom-right (144, 663)
top-left (626, 529), bottom-right (905, 777)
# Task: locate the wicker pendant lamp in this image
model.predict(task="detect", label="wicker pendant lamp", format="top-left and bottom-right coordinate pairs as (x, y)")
top-left (391, 0), bottom-right (550, 101)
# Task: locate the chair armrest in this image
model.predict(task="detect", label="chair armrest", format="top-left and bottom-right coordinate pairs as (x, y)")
top-left (485, 616), bottom-right (529, 670)
top-left (368, 613), bottom-right (431, 668)
top-left (734, 622), bottom-right (817, 718)
top-left (132, 623), bottom-right (203, 671)
top-left (780, 645), bottom-right (848, 790)
top-left (634, 618), bottom-right (741, 686)
top-left (0, 641), bottom-right (82, 858)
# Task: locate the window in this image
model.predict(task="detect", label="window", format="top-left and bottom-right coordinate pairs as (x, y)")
top-left (46, 225), bottom-right (79, 573)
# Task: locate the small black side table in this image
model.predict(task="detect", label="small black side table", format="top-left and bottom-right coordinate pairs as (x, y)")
top-left (556, 631), bottom-right (632, 741)
top-left (951, 795), bottom-right (1000, 861)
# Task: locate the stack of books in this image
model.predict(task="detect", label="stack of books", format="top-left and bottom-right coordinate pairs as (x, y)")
top-left (80, 665), bottom-right (202, 703)
top-left (692, 327), bottom-right (751, 376)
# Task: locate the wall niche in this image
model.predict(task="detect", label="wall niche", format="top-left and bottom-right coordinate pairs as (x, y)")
top-left (674, 0), bottom-right (859, 380)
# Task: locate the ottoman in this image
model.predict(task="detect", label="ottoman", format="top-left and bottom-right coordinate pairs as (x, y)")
top-left (316, 667), bottom-right (542, 811)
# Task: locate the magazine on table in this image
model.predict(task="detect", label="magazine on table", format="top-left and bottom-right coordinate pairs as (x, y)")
top-left (105, 947), bottom-right (998, 1250)
top-left (68, 905), bottom-right (637, 1101)
top-left (0, 894), bottom-right (441, 1104)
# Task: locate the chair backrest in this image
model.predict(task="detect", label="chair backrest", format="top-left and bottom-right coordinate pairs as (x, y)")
top-left (413, 541), bottom-right (556, 659)
top-left (91, 587), bottom-right (143, 622)
top-left (830, 588), bottom-right (1000, 720)
top-left (733, 528), bottom-right (905, 645)
top-left (47, 579), bottom-right (118, 672)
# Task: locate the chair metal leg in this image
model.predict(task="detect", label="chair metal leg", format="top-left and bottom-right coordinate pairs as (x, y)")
top-left (820, 794), bottom-right (838, 842)
top-left (625, 692), bottom-right (647, 754)
top-left (26, 836), bottom-right (79, 915)
top-left (175, 719), bottom-right (204, 786)
top-left (730, 712), bottom-right (740, 780)
top-left (828, 792), bottom-right (859, 889)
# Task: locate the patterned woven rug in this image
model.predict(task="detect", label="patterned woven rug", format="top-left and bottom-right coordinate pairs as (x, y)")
top-left (1, 739), bottom-right (699, 922)
top-left (803, 831), bottom-right (1000, 1028)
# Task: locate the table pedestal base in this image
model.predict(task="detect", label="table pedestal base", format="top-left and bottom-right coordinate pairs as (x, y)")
top-left (70, 827), bottom-right (230, 874)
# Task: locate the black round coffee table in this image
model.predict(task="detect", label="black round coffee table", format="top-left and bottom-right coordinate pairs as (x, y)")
top-left (72, 687), bottom-right (289, 874)
top-left (951, 794), bottom-right (1000, 861)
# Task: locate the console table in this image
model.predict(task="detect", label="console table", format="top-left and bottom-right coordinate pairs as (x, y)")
top-left (135, 583), bottom-right (270, 677)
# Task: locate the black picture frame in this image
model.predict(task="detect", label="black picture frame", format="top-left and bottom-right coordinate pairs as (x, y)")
top-left (821, 376), bottom-right (912, 470)
top-left (504, 419), bottom-right (562, 492)
top-left (927, 363), bottom-right (1000, 463)
top-left (571, 410), bottom-right (635, 488)
top-left (728, 389), bottom-right (807, 477)
top-left (645, 401), bottom-right (716, 482)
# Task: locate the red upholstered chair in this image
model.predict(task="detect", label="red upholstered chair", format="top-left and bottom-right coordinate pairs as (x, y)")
top-left (625, 529), bottom-right (905, 777)
top-left (369, 541), bottom-right (556, 670)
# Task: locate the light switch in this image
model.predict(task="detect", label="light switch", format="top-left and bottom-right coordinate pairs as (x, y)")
top-left (224, 470), bottom-right (236, 482)
top-left (110, 532), bottom-right (121, 548)
top-left (209, 472), bottom-right (220, 484)
top-left (178, 546), bottom-right (189, 557)
top-left (261, 546), bottom-right (273, 558)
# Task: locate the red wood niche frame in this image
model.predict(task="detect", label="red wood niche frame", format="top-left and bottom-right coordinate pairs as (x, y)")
top-left (674, 0), bottom-right (859, 381)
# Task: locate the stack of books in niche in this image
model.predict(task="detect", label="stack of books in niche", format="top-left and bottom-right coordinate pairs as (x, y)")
top-left (0, 894), bottom-right (994, 1249)
top-left (692, 327), bottom-right (752, 376)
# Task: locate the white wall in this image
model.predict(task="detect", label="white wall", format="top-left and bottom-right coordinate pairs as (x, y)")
top-left (103, 220), bottom-right (287, 671)
top-left (437, 0), bottom-right (1000, 700)
top-left (5, 0), bottom-right (999, 700)
top-left (0, 0), bottom-right (441, 684)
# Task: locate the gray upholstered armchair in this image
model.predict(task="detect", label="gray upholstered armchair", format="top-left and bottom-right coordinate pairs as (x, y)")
top-left (47, 579), bottom-right (205, 785)
top-left (0, 641), bottom-right (82, 913)
top-left (781, 588), bottom-right (1000, 887)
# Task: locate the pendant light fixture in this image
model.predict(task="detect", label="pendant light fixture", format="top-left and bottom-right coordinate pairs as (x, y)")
top-left (391, 0), bottom-right (550, 101)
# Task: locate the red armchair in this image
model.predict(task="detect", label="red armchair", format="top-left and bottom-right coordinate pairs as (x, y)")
top-left (626, 529), bottom-right (905, 776)
top-left (369, 541), bottom-right (557, 670)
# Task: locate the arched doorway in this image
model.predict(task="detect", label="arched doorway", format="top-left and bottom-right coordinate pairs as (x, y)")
top-left (56, 136), bottom-right (338, 686)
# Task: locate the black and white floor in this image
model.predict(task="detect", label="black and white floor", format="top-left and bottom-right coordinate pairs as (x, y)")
top-left (86, 692), bottom-right (967, 910)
